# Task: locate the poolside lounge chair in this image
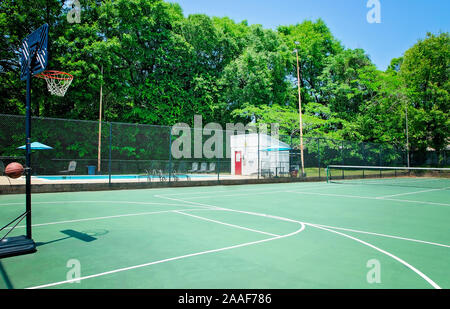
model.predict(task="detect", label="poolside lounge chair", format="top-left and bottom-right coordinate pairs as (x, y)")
top-left (188, 162), bottom-right (199, 173)
top-left (207, 163), bottom-right (216, 174)
top-left (198, 163), bottom-right (208, 173)
top-left (60, 161), bottom-right (77, 174)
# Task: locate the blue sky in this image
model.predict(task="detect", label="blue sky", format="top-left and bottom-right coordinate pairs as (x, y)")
top-left (167, 0), bottom-right (449, 70)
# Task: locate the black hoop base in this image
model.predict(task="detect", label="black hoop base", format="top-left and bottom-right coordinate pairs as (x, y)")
top-left (0, 236), bottom-right (36, 259)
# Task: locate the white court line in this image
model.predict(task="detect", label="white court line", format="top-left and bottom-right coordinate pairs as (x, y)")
top-left (154, 194), bottom-right (221, 210)
top-left (308, 223), bottom-right (441, 289)
top-left (155, 187), bottom-right (274, 197)
top-left (24, 184), bottom-right (445, 289)
top-left (181, 207), bottom-right (450, 248)
top-left (310, 223), bottom-right (450, 248)
top-left (180, 190), bottom-right (290, 200)
top-left (378, 198), bottom-right (449, 207)
top-left (0, 201), bottom-right (197, 208)
top-left (4, 209), bottom-right (206, 230)
top-left (161, 197), bottom-right (443, 289)
top-left (174, 211), bottom-right (280, 237)
top-left (28, 216), bottom-right (306, 289)
top-left (155, 183), bottom-right (327, 198)
top-left (287, 190), bottom-right (450, 207)
top-left (8, 201), bottom-right (446, 250)
top-left (154, 183), bottom-right (329, 203)
top-left (287, 190), bottom-right (377, 200)
top-left (181, 208), bottom-right (450, 249)
top-left (376, 187), bottom-right (450, 199)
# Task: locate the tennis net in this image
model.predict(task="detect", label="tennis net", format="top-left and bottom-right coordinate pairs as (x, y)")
top-left (327, 165), bottom-right (450, 189)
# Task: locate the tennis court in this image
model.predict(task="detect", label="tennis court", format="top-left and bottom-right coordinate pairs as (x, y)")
top-left (0, 173), bottom-right (449, 289)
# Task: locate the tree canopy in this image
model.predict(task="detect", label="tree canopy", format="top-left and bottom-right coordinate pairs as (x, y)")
top-left (0, 0), bottom-right (448, 152)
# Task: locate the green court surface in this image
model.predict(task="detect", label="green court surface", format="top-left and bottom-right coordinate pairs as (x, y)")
top-left (0, 180), bottom-right (449, 289)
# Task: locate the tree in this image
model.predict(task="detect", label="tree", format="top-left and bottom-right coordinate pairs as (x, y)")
top-left (355, 67), bottom-right (408, 145)
top-left (220, 25), bottom-right (290, 123)
top-left (0, 1), bottom-right (447, 159)
top-left (0, 0), bottom-right (68, 115)
top-left (399, 32), bottom-right (449, 151)
top-left (278, 19), bottom-right (343, 105)
top-left (318, 48), bottom-right (373, 118)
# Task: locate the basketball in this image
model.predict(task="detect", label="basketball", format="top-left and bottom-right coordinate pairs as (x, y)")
top-left (5, 162), bottom-right (24, 179)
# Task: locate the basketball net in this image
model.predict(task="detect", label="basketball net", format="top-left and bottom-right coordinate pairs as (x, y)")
top-left (36, 70), bottom-right (73, 97)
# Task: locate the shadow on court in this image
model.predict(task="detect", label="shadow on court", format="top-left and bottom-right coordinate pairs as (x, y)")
top-left (0, 260), bottom-right (14, 289)
top-left (36, 229), bottom-right (108, 247)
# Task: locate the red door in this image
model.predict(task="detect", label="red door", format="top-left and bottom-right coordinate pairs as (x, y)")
top-left (235, 151), bottom-right (242, 175)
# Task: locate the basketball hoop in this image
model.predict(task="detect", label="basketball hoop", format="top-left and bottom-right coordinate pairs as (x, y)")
top-left (35, 70), bottom-right (73, 97)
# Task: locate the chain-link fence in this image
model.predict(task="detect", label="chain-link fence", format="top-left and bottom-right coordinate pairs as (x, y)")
top-left (0, 114), bottom-right (448, 184)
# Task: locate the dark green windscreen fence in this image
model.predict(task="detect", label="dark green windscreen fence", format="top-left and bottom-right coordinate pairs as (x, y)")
top-left (0, 114), bottom-right (448, 183)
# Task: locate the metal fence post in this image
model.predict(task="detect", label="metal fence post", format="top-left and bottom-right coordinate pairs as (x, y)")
top-left (362, 143), bottom-right (365, 178)
top-left (168, 127), bottom-right (172, 183)
top-left (317, 138), bottom-right (321, 180)
top-left (217, 159), bottom-right (220, 182)
top-left (109, 122), bottom-right (112, 185)
top-left (341, 140), bottom-right (345, 179)
top-left (379, 149), bottom-right (382, 178)
top-left (257, 132), bottom-right (260, 180)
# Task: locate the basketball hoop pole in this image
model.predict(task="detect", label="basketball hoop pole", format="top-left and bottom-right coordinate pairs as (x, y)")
top-left (0, 61), bottom-right (37, 258)
top-left (0, 25), bottom-right (46, 258)
top-left (25, 65), bottom-right (32, 239)
top-left (294, 43), bottom-right (305, 177)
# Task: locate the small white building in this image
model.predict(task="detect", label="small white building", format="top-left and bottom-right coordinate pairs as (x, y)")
top-left (230, 134), bottom-right (291, 176)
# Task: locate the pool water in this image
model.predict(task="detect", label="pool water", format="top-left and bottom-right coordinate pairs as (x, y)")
top-left (35, 174), bottom-right (201, 180)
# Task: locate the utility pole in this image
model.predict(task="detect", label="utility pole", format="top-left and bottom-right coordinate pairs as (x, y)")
top-left (405, 102), bottom-right (410, 167)
top-left (294, 42), bottom-right (305, 177)
top-left (98, 65), bottom-right (103, 173)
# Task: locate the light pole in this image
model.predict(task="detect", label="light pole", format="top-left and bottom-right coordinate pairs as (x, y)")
top-left (405, 102), bottom-right (410, 167)
top-left (98, 65), bottom-right (103, 173)
top-left (294, 42), bottom-right (305, 177)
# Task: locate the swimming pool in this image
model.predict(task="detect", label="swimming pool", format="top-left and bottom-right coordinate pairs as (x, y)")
top-left (35, 174), bottom-right (210, 181)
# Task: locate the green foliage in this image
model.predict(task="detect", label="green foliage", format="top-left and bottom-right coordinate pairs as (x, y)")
top-left (318, 48), bottom-right (374, 117)
top-left (0, 1), bottom-right (448, 158)
top-left (399, 32), bottom-right (449, 151)
top-left (220, 24), bottom-right (290, 122)
top-left (278, 19), bottom-right (343, 105)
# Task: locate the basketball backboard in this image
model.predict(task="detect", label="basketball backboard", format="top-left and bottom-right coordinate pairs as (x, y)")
top-left (20, 24), bottom-right (49, 81)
